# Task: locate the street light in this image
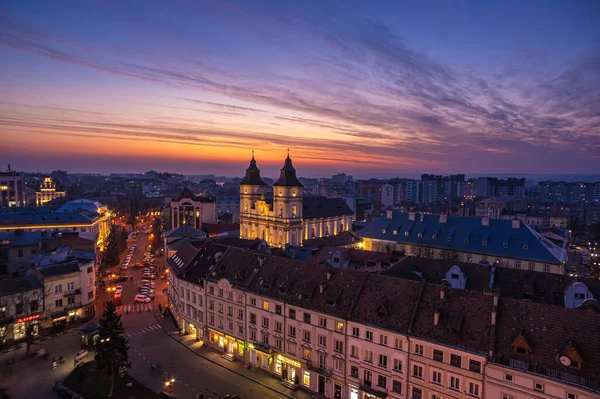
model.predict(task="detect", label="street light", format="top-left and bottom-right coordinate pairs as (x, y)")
top-left (165, 378), bottom-right (175, 393)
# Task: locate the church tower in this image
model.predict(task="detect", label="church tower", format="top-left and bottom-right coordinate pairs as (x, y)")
top-left (239, 152), bottom-right (267, 240)
top-left (272, 152), bottom-right (303, 246)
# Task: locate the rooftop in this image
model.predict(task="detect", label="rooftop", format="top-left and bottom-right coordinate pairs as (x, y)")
top-left (303, 196), bottom-right (353, 219)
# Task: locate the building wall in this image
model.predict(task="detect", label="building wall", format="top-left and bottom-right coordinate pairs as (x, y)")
top-left (0, 288), bottom-right (44, 344)
top-left (170, 199), bottom-right (217, 230)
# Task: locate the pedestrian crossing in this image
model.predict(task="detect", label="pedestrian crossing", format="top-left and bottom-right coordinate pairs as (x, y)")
top-left (116, 304), bottom-right (153, 314)
top-left (124, 323), bottom-right (163, 338)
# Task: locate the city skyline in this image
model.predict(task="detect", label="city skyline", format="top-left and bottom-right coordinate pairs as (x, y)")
top-left (2, 1), bottom-right (600, 177)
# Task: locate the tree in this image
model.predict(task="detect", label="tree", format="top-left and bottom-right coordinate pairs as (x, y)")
top-left (25, 324), bottom-right (35, 356)
top-left (95, 301), bottom-right (131, 397)
top-left (126, 214), bottom-right (137, 231)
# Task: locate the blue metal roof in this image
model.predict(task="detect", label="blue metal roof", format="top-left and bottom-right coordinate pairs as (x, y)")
top-left (359, 212), bottom-right (565, 264)
top-left (0, 212), bottom-right (94, 225)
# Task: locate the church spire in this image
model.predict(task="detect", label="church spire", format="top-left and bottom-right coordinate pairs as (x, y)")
top-left (240, 152), bottom-right (267, 186)
top-left (273, 151), bottom-right (303, 187)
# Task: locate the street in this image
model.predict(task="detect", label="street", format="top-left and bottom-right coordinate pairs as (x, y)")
top-left (0, 229), bottom-right (286, 399)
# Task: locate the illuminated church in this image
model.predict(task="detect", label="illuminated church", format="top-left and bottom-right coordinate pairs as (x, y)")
top-left (239, 153), bottom-right (354, 247)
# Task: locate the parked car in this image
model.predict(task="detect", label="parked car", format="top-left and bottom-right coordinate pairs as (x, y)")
top-left (115, 285), bottom-right (123, 294)
top-left (134, 294), bottom-right (151, 303)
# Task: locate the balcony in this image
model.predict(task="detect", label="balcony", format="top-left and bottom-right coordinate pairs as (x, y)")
top-left (307, 362), bottom-right (333, 377)
top-left (359, 383), bottom-right (388, 399)
top-left (63, 288), bottom-right (82, 297)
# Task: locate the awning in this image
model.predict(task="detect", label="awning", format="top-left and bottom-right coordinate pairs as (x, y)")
top-left (359, 385), bottom-right (388, 399)
top-left (52, 311), bottom-right (67, 320)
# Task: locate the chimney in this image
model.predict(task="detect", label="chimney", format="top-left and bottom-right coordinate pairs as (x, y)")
top-left (319, 283), bottom-right (325, 294)
top-left (433, 309), bottom-right (440, 326)
top-left (482, 217), bottom-right (490, 226)
top-left (326, 272), bottom-right (332, 281)
top-left (440, 289), bottom-right (445, 300)
top-left (512, 219), bottom-right (520, 229)
top-left (439, 214), bottom-right (447, 223)
top-left (409, 212), bottom-right (416, 221)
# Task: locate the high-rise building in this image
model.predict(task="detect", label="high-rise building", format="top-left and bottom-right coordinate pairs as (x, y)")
top-left (0, 169), bottom-right (26, 208)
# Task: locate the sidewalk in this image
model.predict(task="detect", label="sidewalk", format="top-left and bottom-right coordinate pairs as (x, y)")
top-left (165, 328), bottom-right (313, 399)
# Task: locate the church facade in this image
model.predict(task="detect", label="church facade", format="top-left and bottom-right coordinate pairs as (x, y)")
top-left (239, 154), bottom-right (353, 247)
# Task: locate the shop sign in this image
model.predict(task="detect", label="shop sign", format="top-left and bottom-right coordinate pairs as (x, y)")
top-left (268, 355), bottom-right (274, 365)
top-left (277, 354), bottom-right (301, 368)
top-left (17, 314), bottom-right (40, 323)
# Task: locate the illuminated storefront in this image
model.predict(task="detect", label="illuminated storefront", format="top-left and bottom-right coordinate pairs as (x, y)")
top-left (276, 354), bottom-right (302, 385)
top-left (208, 329), bottom-right (245, 359)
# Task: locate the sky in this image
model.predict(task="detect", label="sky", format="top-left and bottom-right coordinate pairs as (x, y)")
top-left (1, 0), bottom-right (599, 179)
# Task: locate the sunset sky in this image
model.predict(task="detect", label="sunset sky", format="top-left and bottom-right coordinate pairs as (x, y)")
top-left (1, 0), bottom-right (599, 178)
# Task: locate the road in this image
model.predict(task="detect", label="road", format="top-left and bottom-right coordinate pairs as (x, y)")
top-left (0, 229), bottom-right (285, 399)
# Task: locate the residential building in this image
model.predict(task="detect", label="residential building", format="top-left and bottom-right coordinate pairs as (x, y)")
top-left (0, 275), bottom-right (44, 346)
top-left (0, 170), bottom-right (26, 208)
top-left (35, 177), bottom-right (66, 206)
top-left (30, 249), bottom-right (96, 330)
top-left (167, 187), bottom-right (217, 230)
top-left (165, 243), bottom-right (600, 399)
top-left (359, 212), bottom-right (566, 274)
top-left (475, 199), bottom-right (505, 219)
top-left (239, 154), bottom-right (354, 247)
top-left (215, 195), bottom-right (240, 223)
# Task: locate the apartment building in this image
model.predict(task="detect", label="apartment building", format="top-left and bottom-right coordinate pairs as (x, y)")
top-left (166, 242), bottom-right (600, 399)
top-left (0, 275), bottom-right (44, 346)
top-left (359, 212), bottom-right (566, 274)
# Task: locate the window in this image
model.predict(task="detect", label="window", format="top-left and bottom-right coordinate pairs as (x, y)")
top-left (394, 338), bottom-right (402, 349)
top-left (469, 360), bottom-right (481, 373)
top-left (364, 350), bottom-right (373, 363)
top-left (574, 292), bottom-right (586, 300)
top-left (192, 293), bottom-right (197, 304)
top-left (209, 300), bottom-right (214, 310)
top-left (210, 286), bottom-right (215, 295)
top-left (393, 359), bottom-right (402, 372)
top-left (303, 371), bottom-right (310, 386)
top-left (450, 376), bottom-right (460, 390)
top-left (364, 370), bottom-right (372, 386)
top-left (515, 260), bottom-right (521, 269)
top-left (502, 394), bottom-right (515, 399)
top-left (303, 330), bottom-right (310, 342)
top-left (275, 321), bottom-right (282, 332)
top-left (319, 317), bottom-right (327, 328)
top-left (413, 364), bottom-right (423, 378)
top-left (319, 354), bottom-right (326, 369)
top-left (318, 335), bottom-right (327, 347)
top-left (468, 382), bottom-right (480, 397)
top-left (467, 253), bottom-right (472, 262)
top-left (392, 380), bottom-right (402, 393)
top-left (378, 354), bottom-right (388, 368)
top-left (88, 291), bottom-right (93, 300)
top-left (228, 291), bottom-right (233, 300)
top-left (18, 249), bottom-right (23, 258)
top-left (262, 335), bottom-right (269, 345)
top-left (365, 330), bottom-right (373, 341)
top-left (450, 354), bottom-right (462, 368)
top-left (55, 284), bottom-right (63, 293)
top-left (350, 366), bottom-right (359, 378)
top-left (433, 349), bottom-right (444, 362)
top-left (209, 314), bottom-right (215, 325)
top-left (250, 297), bottom-right (256, 306)
top-left (262, 317), bottom-right (269, 328)
top-left (87, 266), bottom-right (93, 273)
top-left (15, 303), bottom-right (23, 314)
top-left (352, 327), bottom-right (359, 337)
top-left (412, 387), bottom-right (422, 399)
top-left (379, 335), bottom-right (388, 346)
top-left (504, 373), bottom-right (513, 382)
top-left (238, 325), bottom-right (244, 335)
top-left (238, 310), bottom-right (244, 319)
top-left (275, 338), bottom-right (282, 350)
top-left (534, 383), bottom-right (544, 392)
top-left (432, 370), bottom-right (442, 384)
top-left (250, 313), bottom-right (256, 325)
top-left (336, 321), bottom-right (344, 332)
top-left (87, 277), bottom-right (93, 286)
top-left (567, 393), bottom-right (577, 399)
top-left (250, 330), bottom-right (256, 340)
top-left (68, 296), bottom-right (75, 305)
top-left (377, 375), bottom-right (387, 388)
top-left (334, 358), bottom-right (342, 371)
top-left (543, 264), bottom-right (550, 272)
top-left (229, 321), bottom-right (234, 332)
top-left (275, 304), bottom-right (282, 315)
top-left (335, 340), bottom-right (343, 353)
top-left (351, 345), bottom-right (359, 358)
top-left (529, 262), bottom-right (535, 270)
top-left (303, 313), bottom-right (311, 324)
top-left (227, 306), bottom-right (233, 316)
top-left (415, 344), bottom-right (423, 355)
top-left (289, 326), bottom-right (296, 337)
top-left (302, 348), bottom-right (311, 359)
top-left (263, 301), bottom-right (269, 310)
top-left (55, 299), bottom-right (63, 308)
top-left (289, 309), bottom-right (296, 319)
top-left (218, 289), bottom-right (223, 297)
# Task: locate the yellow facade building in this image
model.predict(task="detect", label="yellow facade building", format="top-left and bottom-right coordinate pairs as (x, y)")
top-left (239, 154), bottom-right (353, 247)
top-left (35, 177), bottom-right (66, 206)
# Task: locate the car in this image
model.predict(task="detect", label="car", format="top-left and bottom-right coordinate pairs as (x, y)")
top-left (135, 263), bottom-right (145, 267)
top-left (223, 395), bottom-right (241, 399)
top-left (117, 276), bottom-right (128, 282)
top-left (121, 265), bottom-right (128, 270)
top-left (139, 291), bottom-right (154, 299)
top-left (134, 294), bottom-right (151, 303)
top-left (140, 279), bottom-right (153, 285)
top-left (115, 285), bottom-right (123, 294)
top-left (142, 275), bottom-right (156, 280)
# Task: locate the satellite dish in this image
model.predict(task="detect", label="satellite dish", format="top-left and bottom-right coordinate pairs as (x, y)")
top-left (560, 356), bottom-right (571, 366)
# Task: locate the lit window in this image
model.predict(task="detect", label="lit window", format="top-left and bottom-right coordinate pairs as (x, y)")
top-left (303, 371), bottom-right (310, 386)
top-left (263, 301), bottom-right (268, 310)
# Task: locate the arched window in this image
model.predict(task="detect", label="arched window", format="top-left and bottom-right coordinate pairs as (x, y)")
top-left (311, 226), bottom-right (316, 239)
top-left (325, 225), bottom-right (330, 236)
top-left (244, 201), bottom-right (248, 212)
top-left (279, 205), bottom-right (283, 217)
top-left (291, 232), bottom-right (297, 245)
top-left (340, 222), bottom-right (344, 231)
top-left (291, 205), bottom-right (297, 218)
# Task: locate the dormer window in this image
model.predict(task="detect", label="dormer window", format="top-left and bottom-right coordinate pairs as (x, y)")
top-left (574, 292), bottom-right (586, 300)
top-left (404, 231), bottom-right (409, 237)
top-left (511, 330), bottom-right (532, 356)
top-left (418, 233), bottom-right (422, 238)
top-left (503, 243), bottom-right (508, 248)
top-left (482, 241), bottom-right (487, 246)
top-left (464, 239), bottom-right (468, 244)
top-left (432, 235), bottom-right (437, 240)
top-left (523, 245), bottom-right (528, 250)
top-left (382, 229), bottom-right (387, 234)
top-left (447, 237), bottom-right (452, 242)
top-left (451, 273), bottom-right (459, 280)
top-left (393, 230), bottom-right (397, 235)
